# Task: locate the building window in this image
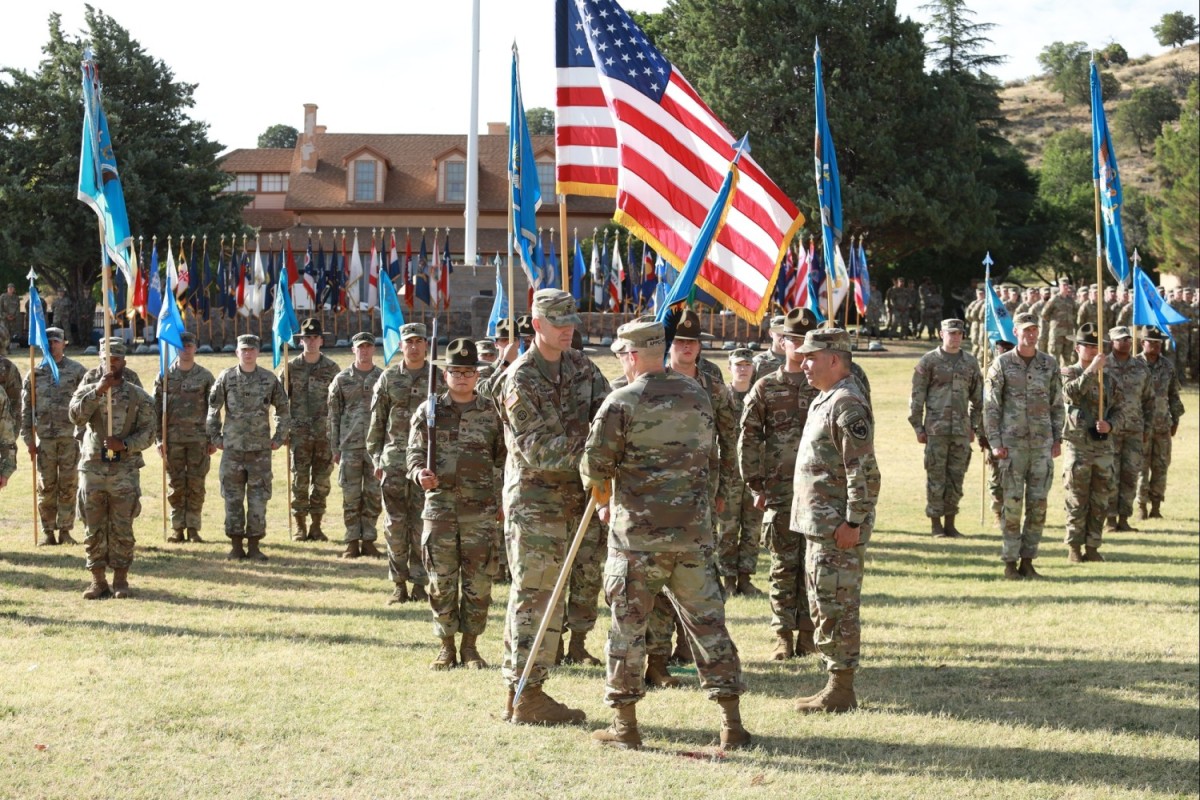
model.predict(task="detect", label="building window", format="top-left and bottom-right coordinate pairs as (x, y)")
top-left (354, 160), bottom-right (377, 202)
top-left (443, 160), bottom-right (466, 203)
top-left (261, 173), bottom-right (288, 192)
top-left (536, 161), bottom-right (555, 193)
top-left (235, 174), bottom-right (257, 192)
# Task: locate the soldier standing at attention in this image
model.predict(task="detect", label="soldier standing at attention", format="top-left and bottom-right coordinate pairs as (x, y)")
top-left (886, 278), bottom-right (909, 339)
top-left (752, 315), bottom-right (786, 382)
top-left (1029, 286), bottom-right (1051, 352)
top-left (1103, 327), bottom-right (1152, 533)
top-left (982, 338), bottom-right (1016, 524)
top-left (719, 348), bottom-right (763, 597)
top-left (498, 289), bottom-right (608, 726)
top-left (1136, 328), bottom-right (1185, 520)
top-left (791, 328), bottom-right (880, 714)
top-left (1060, 324), bottom-right (1123, 563)
top-left (908, 319), bottom-right (983, 538)
top-left (0, 336), bottom-right (21, 429)
top-left (1076, 286), bottom-right (1098, 328)
top-left (367, 322), bottom-right (432, 603)
top-left (68, 341), bottom-right (156, 599)
top-left (407, 339), bottom-right (506, 671)
top-left (0, 389), bottom-right (17, 490)
top-left (984, 313), bottom-right (1064, 580)
top-left (154, 332), bottom-right (215, 543)
top-left (207, 334), bottom-right (289, 561)
top-left (328, 332), bottom-right (384, 559)
top-left (582, 319), bottom-right (750, 751)
top-left (739, 308), bottom-right (819, 661)
top-left (0, 283), bottom-right (20, 348)
top-left (21, 327), bottom-right (87, 546)
top-left (281, 318), bottom-right (340, 542)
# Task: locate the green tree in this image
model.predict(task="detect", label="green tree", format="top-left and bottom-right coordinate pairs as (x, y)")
top-left (1100, 42), bottom-right (1128, 66)
top-left (0, 8), bottom-right (246, 337)
top-left (525, 107), bottom-right (555, 135)
top-left (257, 124), bottom-right (298, 148)
top-left (920, 0), bottom-right (1005, 76)
top-left (1152, 11), bottom-right (1199, 48)
top-left (1036, 128), bottom-right (1094, 279)
top-left (1151, 79), bottom-right (1199, 279)
top-left (1037, 41), bottom-right (1119, 105)
top-left (1116, 85), bottom-right (1181, 153)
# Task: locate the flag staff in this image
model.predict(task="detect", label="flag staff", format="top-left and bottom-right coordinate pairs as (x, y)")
top-left (27, 268), bottom-right (40, 547)
top-left (1130, 250), bottom-right (1140, 351)
top-left (980, 252), bottom-right (993, 525)
top-left (559, 197), bottom-right (569, 290)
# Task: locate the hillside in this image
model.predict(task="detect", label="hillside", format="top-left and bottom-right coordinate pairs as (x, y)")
top-left (999, 43), bottom-right (1199, 194)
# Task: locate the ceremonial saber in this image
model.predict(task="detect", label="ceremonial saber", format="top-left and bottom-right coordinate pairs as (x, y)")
top-left (512, 494), bottom-right (599, 709)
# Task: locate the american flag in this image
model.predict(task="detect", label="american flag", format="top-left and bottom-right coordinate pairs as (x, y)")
top-left (555, 0), bottom-right (803, 322)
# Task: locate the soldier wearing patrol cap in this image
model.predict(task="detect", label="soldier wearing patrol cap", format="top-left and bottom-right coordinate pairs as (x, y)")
top-left (1135, 327), bottom-right (1185, 520)
top-left (21, 326), bottom-right (87, 545)
top-left (908, 319), bottom-right (984, 538)
top-left (154, 331), bottom-right (216, 543)
top-left (1041, 279), bottom-right (1077, 365)
top-left (752, 315), bottom-right (786, 382)
top-left (207, 334), bottom-right (290, 561)
top-left (719, 347), bottom-right (762, 596)
top-left (1103, 326), bottom-right (1152, 532)
top-left (367, 322), bottom-right (433, 603)
top-left (791, 327), bottom-right (880, 713)
top-left (0, 283), bottom-right (20, 347)
top-left (328, 332), bottom-right (384, 559)
top-left (476, 340), bottom-right (499, 364)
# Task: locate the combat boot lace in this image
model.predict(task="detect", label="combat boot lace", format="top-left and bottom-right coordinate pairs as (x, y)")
top-left (771, 630), bottom-right (795, 661)
top-left (511, 685), bottom-right (587, 726)
top-left (566, 632), bottom-right (601, 666)
top-left (82, 566), bottom-right (110, 600)
top-left (227, 537), bottom-right (246, 560)
top-left (795, 629), bottom-right (817, 656)
top-left (245, 537), bottom-right (268, 562)
top-left (645, 654), bottom-right (681, 689)
top-left (307, 514), bottom-right (328, 541)
top-left (795, 668), bottom-right (857, 714)
top-left (1067, 545), bottom-right (1084, 563)
top-left (57, 529), bottom-right (78, 545)
top-left (718, 696), bottom-right (752, 749)
top-left (111, 568), bottom-right (134, 599)
top-left (430, 636), bottom-right (457, 670)
top-left (591, 704), bottom-right (641, 750)
top-left (360, 540), bottom-right (383, 558)
top-left (1083, 546), bottom-right (1105, 562)
top-left (736, 573), bottom-right (763, 596)
top-left (167, 529), bottom-right (186, 543)
top-left (388, 583), bottom-right (409, 605)
top-left (292, 514), bottom-right (308, 541)
top-left (340, 540), bottom-right (362, 560)
top-left (459, 633), bottom-right (487, 669)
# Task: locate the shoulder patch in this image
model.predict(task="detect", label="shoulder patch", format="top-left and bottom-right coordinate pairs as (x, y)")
top-left (847, 418), bottom-right (869, 440)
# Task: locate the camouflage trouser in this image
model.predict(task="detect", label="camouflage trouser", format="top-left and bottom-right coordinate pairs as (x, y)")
top-left (381, 472), bottom-right (427, 585)
top-left (219, 448), bottom-right (273, 539)
top-left (79, 466), bottom-right (141, 570)
top-left (602, 547), bottom-right (744, 707)
top-left (36, 437), bottom-right (79, 532)
top-left (289, 429), bottom-right (333, 516)
top-left (986, 450), bottom-right (1003, 519)
top-left (1106, 430), bottom-right (1143, 518)
top-left (921, 311), bottom-right (940, 339)
top-left (566, 515), bottom-right (606, 636)
top-left (923, 435), bottom-right (972, 518)
top-left (338, 449), bottom-right (381, 542)
top-left (1049, 332), bottom-right (1072, 366)
top-left (421, 515), bottom-right (498, 638)
top-left (804, 539), bottom-right (865, 673)
top-left (1063, 444), bottom-right (1114, 549)
top-left (996, 444), bottom-right (1054, 562)
top-left (1137, 433), bottom-right (1173, 504)
top-left (890, 307), bottom-right (910, 337)
top-left (645, 592), bottom-right (681, 657)
top-left (165, 440), bottom-right (211, 530)
top-left (717, 483), bottom-right (761, 577)
top-left (763, 506), bottom-right (814, 634)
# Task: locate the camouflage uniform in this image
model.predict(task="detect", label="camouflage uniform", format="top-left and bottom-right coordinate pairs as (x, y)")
top-left (984, 349), bottom-right (1065, 563)
top-left (1167, 298), bottom-right (1191, 374)
top-left (280, 353), bottom-right (340, 522)
top-left (0, 291), bottom-right (20, 346)
top-left (328, 362), bottom-right (383, 543)
top-left (207, 364), bottom-right (289, 540)
top-left (154, 362), bottom-right (215, 532)
top-left (1076, 297), bottom-right (1097, 329)
top-left (864, 291), bottom-right (884, 336)
top-left (886, 283), bottom-right (910, 338)
top-left (21, 354), bottom-right (87, 538)
top-left (1040, 293), bottom-right (1076, 364)
top-left (751, 348), bottom-right (784, 384)
top-left (1136, 352), bottom-right (1184, 507)
top-left (719, 381), bottom-right (761, 579)
top-left (0, 390), bottom-right (16, 482)
top-left (1104, 350), bottom-right (1152, 520)
top-left (68, 375), bottom-right (156, 570)
top-left (407, 393), bottom-right (505, 638)
top-left (1060, 360), bottom-right (1123, 551)
top-left (1028, 295), bottom-right (1049, 352)
top-left (908, 347), bottom-right (983, 519)
top-left (919, 284), bottom-right (943, 339)
top-left (581, 370), bottom-right (743, 706)
top-left (0, 355), bottom-right (20, 428)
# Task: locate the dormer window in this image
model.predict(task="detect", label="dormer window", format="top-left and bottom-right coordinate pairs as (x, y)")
top-left (436, 151), bottom-right (467, 204)
top-left (353, 159), bottom-right (377, 202)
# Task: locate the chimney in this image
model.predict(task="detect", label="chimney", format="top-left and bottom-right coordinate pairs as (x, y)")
top-left (299, 103), bottom-right (319, 173)
top-left (486, 121), bottom-right (508, 136)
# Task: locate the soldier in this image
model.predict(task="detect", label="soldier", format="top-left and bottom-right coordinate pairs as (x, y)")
top-left (752, 315), bottom-right (786, 381)
top-left (281, 318), bottom-right (339, 541)
top-left (907, 278), bottom-right (922, 334)
top-left (982, 338), bottom-right (1016, 524)
top-left (207, 334), bottom-right (289, 561)
top-left (0, 283), bottom-right (20, 348)
top-left (909, 319), bottom-right (984, 538)
top-left (0, 388), bottom-right (16, 490)
top-left (1076, 285), bottom-right (1098, 329)
top-left (864, 283), bottom-right (883, 337)
top-left (1103, 327), bottom-right (1152, 532)
top-left (367, 322), bottom-right (433, 603)
top-left (1114, 285), bottom-right (1133, 327)
top-left (328, 332), bottom-right (384, 559)
top-left (791, 327), bottom-right (880, 714)
top-left (965, 287), bottom-right (986, 353)
top-left (886, 278), bottom-right (909, 339)
top-left (1060, 324), bottom-right (1122, 563)
top-left (1136, 328), bottom-right (1185, 520)
top-left (476, 339), bottom-right (499, 366)
top-left (739, 307), bottom-right (819, 660)
top-left (154, 332), bottom-right (215, 543)
top-left (0, 342), bottom-right (20, 428)
top-left (719, 348), bottom-right (762, 596)
top-left (1040, 279), bottom-right (1077, 365)
top-left (984, 313), bottom-right (1065, 580)
top-left (1167, 289), bottom-right (1191, 376)
top-left (408, 339), bottom-right (506, 670)
top-left (919, 278), bottom-right (943, 340)
top-left (21, 327), bottom-right (87, 545)
top-left (497, 289), bottom-right (608, 726)
top-left (582, 319), bottom-right (750, 751)
top-left (51, 291), bottom-right (73, 345)
top-left (68, 341), bottom-right (156, 599)
top-left (1103, 285), bottom-right (1119, 323)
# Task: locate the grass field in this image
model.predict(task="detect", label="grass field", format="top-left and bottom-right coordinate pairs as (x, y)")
top-left (2, 340), bottom-right (1197, 800)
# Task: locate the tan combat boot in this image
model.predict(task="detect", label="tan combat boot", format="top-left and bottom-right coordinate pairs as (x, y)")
top-left (1149, 501), bottom-right (1162, 519)
top-left (307, 514), bottom-right (328, 541)
top-left (360, 540), bottom-right (383, 558)
top-left (459, 633), bottom-right (487, 669)
top-left (82, 566), bottom-right (110, 600)
top-left (718, 696), bottom-right (752, 749)
top-left (943, 514), bottom-right (963, 538)
top-left (410, 584), bottom-right (428, 602)
top-left (1116, 516), bottom-right (1137, 532)
top-left (1083, 546), bottom-right (1105, 562)
top-left (38, 529), bottom-right (57, 546)
top-left (591, 704), bottom-right (641, 750)
top-left (1004, 561), bottom-right (1022, 580)
top-left (736, 573), bottom-right (763, 596)
top-left (1067, 545), bottom-right (1084, 563)
top-left (340, 540), bottom-right (362, 560)
top-left (1019, 557), bottom-right (1044, 579)
top-left (430, 636), bottom-right (457, 670)
top-left (771, 630), bottom-right (795, 661)
top-left (57, 529), bottom-right (78, 545)
top-left (227, 537), bottom-right (246, 560)
top-left (795, 629), bottom-right (817, 656)
top-left (566, 632), bottom-right (601, 666)
top-left (111, 568), bottom-right (134, 599)
top-left (292, 514), bottom-right (308, 541)
top-left (796, 668), bottom-right (857, 714)
top-left (511, 685), bottom-right (587, 726)
top-left (930, 516), bottom-right (947, 537)
top-left (645, 654), bottom-right (681, 689)
top-left (167, 529), bottom-right (186, 543)
top-left (388, 583), bottom-right (409, 605)
top-left (245, 537), bottom-right (268, 562)
top-left (186, 528), bottom-right (204, 543)
top-left (503, 688), bottom-right (515, 722)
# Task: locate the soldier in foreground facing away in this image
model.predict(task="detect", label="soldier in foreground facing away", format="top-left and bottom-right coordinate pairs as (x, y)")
top-left (908, 319), bottom-right (983, 538)
top-left (281, 318), bottom-right (340, 542)
top-left (1136, 327), bottom-right (1185, 520)
top-left (791, 328), bottom-right (880, 714)
top-left (582, 319), bottom-right (750, 751)
top-left (1103, 326), bottom-right (1152, 533)
top-left (718, 347), bottom-right (763, 597)
top-left (154, 332), bottom-right (216, 543)
top-left (407, 339), bottom-right (506, 671)
top-left (69, 340), bottom-right (156, 599)
top-left (207, 335), bottom-right (289, 561)
top-left (328, 332), bottom-right (384, 559)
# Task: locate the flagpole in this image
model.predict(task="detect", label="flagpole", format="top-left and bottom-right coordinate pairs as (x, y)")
top-left (559, 196), bottom-right (569, 289)
top-left (26, 275), bottom-right (38, 547)
top-left (283, 340), bottom-right (292, 540)
top-left (161, 334), bottom-right (169, 541)
top-left (981, 256), bottom-right (993, 525)
top-left (1130, 250), bottom-right (1139, 352)
top-left (1093, 175), bottom-right (1105, 420)
top-left (507, 168), bottom-right (516, 353)
top-left (97, 223), bottom-right (115, 457)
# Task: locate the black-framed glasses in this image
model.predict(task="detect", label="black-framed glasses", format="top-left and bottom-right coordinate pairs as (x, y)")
top-left (446, 368), bottom-right (479, 378)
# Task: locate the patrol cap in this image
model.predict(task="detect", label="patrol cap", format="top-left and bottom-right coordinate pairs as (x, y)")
top-left (1058, 277), bottom-right (1071, 286)
top-left (180, 331), bottom-right (198, 346)
top-left (100, 338), bottom-right (127, 357)
top-left (351, 331), bottom-right (375, 348)
top-left (941, 318), bottom-right (966, 333)
top-left (670, 308), bottom-right (710, 341)
top-left (400, 323), bottom-right (427, 341)
top-left (728, 347), bottom-right (754, 364)
top-left (768, 314), bottom-right (787, 333)
top-left (475, 339), bottom-right (499, 358)
top-left (610, 319), bottom-right (666, 354)
top-left (300, 318), bottom-right (323, 337)
top-left (1141, 326), bottom-right (1167, 342)
top-left (796, 327), bottom-right (852, 354)
top-left (1068, 323), bottom-right (1106, 346)
top-left (46, 327), bottom-right (66, 342)
top-left (1108, 325), bottom-right (1132, 341)
top-left (236, 334), bottom-right (260, 350)
top-left (433, 338), bottom-right (483, 368)
top-left (1013, 312), bottom-right (1039, 331)
top-left (531, 289), bottom-right (582, 326)
top-left (6, 283), bottom-right (14, 289)
top-left (517, 315), bottom-right (535, 337)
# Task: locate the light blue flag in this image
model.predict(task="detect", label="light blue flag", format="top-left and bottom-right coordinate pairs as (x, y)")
top-left (510, 46), bottom-right (542, 284)
top-left (158, 267), bottom-right (186, 378)
top-left (571, 239), bottom-right (585, 301)
top-left (814, 40), bottom-right (843, 295)
top-left (984, 266), bottom-right (1015, 346)
top-left (379, 270), bottom-right (406, 364)
top-left (1131, 267), bottom-right (1186, 344)
top-left (1091, 61), bottom-right (1130, 286)
top-left (27, 280), bottom-right (59, 384)
top-left (78, 52), bottom-right (132, 279)
top-left (487, 261), bottom-right (509, 338)
top-left (272, 265), bottom-right (299, 369)
top-left (147, 245), bottom-right (162, 318)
